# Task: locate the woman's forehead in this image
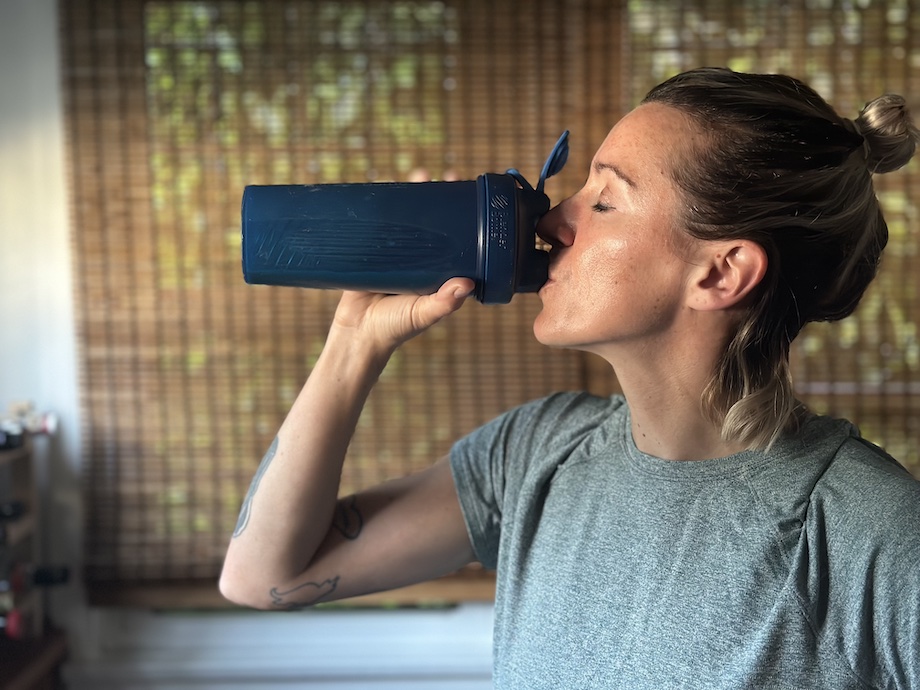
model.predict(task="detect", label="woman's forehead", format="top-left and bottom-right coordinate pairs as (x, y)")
top-left (601, 103), bottom-right (700, 150)
top-left (593, 104), bottom-right (700, 186)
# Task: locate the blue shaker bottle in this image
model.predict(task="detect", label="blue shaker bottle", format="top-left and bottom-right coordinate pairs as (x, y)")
top-left (241, 131), bottom-right (569, 304)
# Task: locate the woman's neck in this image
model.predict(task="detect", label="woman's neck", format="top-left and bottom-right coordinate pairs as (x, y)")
top-left (626, 390), bottom-right (746, 461)
top-left (591, 322), bottom-right (744, 461)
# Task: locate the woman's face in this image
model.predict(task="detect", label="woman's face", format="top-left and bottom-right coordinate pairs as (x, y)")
top-left (533, 103), bottom-right (704, 355)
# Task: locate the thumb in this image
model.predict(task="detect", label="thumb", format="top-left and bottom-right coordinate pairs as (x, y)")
top-left (412, 277), bottom-right (475, 328)
top-left (440, 277), bottom-right (476, 303)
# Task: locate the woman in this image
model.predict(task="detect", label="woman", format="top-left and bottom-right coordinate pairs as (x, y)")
top-left (220, 68), bottom-right (920, 687)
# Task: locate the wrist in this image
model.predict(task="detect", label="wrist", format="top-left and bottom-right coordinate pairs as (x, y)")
top-left (318, 325), bottom-right (395, 380)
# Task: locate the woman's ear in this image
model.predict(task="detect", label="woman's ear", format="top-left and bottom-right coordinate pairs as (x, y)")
top-left (687, 240), bottom-right (767, 311)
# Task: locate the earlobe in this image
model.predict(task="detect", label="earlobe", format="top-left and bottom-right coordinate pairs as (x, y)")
top-left (689, 241), bottom-right (767, 311)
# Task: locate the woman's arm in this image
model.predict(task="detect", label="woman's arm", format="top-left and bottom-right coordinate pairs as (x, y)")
top-left (219, 278), bottom-right (477, 609)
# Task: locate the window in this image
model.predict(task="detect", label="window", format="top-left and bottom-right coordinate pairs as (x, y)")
top-left (63, 0), bottom-right (918, 607)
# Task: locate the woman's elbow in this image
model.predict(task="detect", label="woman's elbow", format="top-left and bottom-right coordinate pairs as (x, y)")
top-left (218, 568), bottom-right (277, 610)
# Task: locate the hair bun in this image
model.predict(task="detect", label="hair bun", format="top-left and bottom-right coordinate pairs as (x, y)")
top-left (855, 94), bottom-right (920, 173)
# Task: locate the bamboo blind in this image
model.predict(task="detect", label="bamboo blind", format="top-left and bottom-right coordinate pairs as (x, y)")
top-left (62, 0), bottom-right (919, 607)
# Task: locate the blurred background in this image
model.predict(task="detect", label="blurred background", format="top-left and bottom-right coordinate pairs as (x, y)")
top-left (2, 0), bottom-right (918, 687)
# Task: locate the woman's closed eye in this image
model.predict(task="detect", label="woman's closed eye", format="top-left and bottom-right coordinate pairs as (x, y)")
top-left (592, 201), bottom-right (616, 213)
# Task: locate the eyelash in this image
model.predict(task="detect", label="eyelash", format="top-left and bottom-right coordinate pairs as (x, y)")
top-left (592, 202), bottom-right (615, 213)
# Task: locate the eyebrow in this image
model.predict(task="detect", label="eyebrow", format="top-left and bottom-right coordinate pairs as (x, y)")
top-left (593, 161), bottom-right (637, 189)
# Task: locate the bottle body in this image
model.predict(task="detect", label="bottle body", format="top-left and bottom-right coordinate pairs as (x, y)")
top-left (241, 173), bottom-right (550, 304)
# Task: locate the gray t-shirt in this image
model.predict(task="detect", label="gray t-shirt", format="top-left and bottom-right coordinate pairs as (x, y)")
top-left (450, 392), bottom-right (920, 689)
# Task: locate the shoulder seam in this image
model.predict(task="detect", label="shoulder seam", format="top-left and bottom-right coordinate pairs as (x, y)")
top-left (742, 465), bottom-right (888, 689)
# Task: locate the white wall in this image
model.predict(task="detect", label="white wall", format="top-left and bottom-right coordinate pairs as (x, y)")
top-left (0, 0), bottom-right (492, 686)
top-left (0, 0), bottom-right (83, 612)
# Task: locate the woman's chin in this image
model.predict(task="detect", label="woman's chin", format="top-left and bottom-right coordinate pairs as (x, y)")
top-left (532, 312), bottom-right (565, 348)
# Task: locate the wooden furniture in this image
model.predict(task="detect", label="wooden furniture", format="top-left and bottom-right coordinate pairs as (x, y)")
top-left (0, 441), bottom-right (67, 688)
top-left (0, 629), bottom-right (68, 690)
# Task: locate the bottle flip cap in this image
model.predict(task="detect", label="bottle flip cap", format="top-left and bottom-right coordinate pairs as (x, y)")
top-left (507, 129), bottom-right (570, 194)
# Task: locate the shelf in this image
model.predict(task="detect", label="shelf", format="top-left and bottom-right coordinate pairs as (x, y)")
top-left (0, 629), bottom-right (68, 689)
top-left (0, 442), bottom-right (30, 467)
top-left (0, 512), bottom-right (35, 549)
top-left (0, 438), bottom-right (54, 660)
top-left (1, 588), bottom-right (40, 616)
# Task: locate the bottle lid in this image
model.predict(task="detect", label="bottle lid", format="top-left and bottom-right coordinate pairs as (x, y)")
top-left (505, 130), bottom-right (570, 195)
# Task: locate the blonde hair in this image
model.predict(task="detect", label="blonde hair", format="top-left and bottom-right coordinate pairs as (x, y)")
top-left (643, 68), bottom-right (919, 449)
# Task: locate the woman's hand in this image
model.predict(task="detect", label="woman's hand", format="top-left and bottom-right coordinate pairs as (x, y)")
top-left (331, 277), bottom-right (476, 354)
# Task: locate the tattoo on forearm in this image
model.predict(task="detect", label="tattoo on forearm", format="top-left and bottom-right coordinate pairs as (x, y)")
top-left (270, 575), bottom-right (340, 609)
top-left (233, 436), bottom-right (279, 538)
top-left (333, 495), bottom-right (364, 540)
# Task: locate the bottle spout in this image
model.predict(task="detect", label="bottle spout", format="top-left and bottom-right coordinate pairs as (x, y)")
top-left (516, 248), bottom-right (550, 293)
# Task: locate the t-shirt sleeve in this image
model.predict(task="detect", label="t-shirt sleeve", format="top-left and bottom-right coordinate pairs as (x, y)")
top-left (818, 436), bottom-right (920, 686)
top-left (862, 503), bottom-right (920, 687)
top-left (868, 487), bottom-right (920, 685)
top-left (448, 407), bottom-right (519, 570)
top-left (888, 545), bottom-right (920, 686)
top-left (448, 392), bottom-right (618, 571)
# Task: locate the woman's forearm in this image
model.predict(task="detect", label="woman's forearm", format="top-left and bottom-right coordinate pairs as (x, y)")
top-left (219, 328), bottom-right (391, 601)
top-left (219, 279), bottom-right (473, 607)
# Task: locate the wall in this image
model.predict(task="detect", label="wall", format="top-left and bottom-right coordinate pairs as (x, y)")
top-left (0, 0), bottom-right (492, 686)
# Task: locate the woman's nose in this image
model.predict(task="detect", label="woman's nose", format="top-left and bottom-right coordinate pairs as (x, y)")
top-left (536, 200), bottom-right (575, 249)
